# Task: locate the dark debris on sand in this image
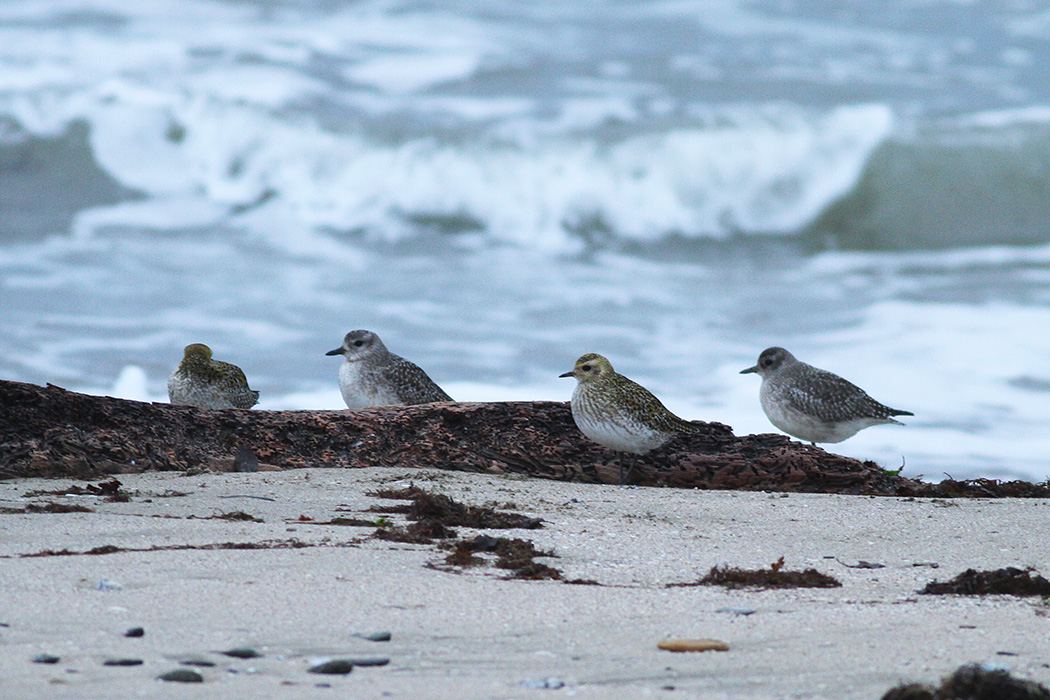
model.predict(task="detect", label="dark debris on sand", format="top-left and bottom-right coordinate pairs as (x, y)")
top-left (3, 380), bottom-right (1048, 497)
top-left (920, 567), bottom-right (1050, 597)
top-left (369, 486), bottom-right (562, 580)
top-left (882, 662), bottom-right (1050, 700)
top-left (440, 534), bottom-right (562, 580)
top-left (368, 485), bottom-right (543, 529)
top-left (0, 379), bottom-right (997, 495)
top-left (672, 556), bottom-right (842, 590)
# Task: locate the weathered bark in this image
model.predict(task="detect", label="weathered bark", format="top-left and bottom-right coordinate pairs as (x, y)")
top-left (0, 379), bottom-right (1040, 497)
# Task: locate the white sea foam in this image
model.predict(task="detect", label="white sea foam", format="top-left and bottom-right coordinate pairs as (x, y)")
top-left (35, 89), bottom-right (891, 249)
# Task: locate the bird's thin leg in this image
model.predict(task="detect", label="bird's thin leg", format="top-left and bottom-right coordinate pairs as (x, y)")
top-left (619, 456), bottom-right (636, 486)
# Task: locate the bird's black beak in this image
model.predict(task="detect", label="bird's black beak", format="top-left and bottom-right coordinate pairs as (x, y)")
top-left (558, 371), bottom-right (574, 378)
top-left (740, 365), bottom-right (758, 374)
top-left (325, 348), bottom-right (345, 356)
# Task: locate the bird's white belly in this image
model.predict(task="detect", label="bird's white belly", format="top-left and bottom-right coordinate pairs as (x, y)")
top-left (574, 409), bottom-right (668, 454)
top-left (759, 390), bottom-right (882, 443)
top-left (338, 362), bottom-right (400, 408)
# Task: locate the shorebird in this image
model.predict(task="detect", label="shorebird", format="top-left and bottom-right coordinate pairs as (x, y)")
top-left (168, 343), bottom-right (259, 409)
top-left (559, 353), bottom-right (702, 483)
top-left (326, 329), bottom-right (452, 408)
top-left (740, 346), bottom-right (912, 444)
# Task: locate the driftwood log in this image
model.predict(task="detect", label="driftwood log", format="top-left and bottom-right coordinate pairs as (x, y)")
top-left (1, 379), bottom-right (1044, 497)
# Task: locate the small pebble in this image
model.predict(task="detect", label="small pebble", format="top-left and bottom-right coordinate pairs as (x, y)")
top-left (124, 627), bottom-right (145, 638)
top-left (233, 446), bottom-right (259, 473)
top-left (104, 658), bottom-right (143, 666)
top-left (158, 669), bottom-right (204, 683)
top-left (33, 654), bottom-right (61, 664)
top-left (715, 607), bottom-right (756, 616)
top-left (96, 579), bottom-right (124, 591)
top-left (221, 647), bottom-right (261, 659)
top-left (657, 639), bottom-right (730, 653)
top-left (308, 659), bottom-right (355, 675)
top-left (179, 657), bottom-right (217, 667)
top-left (346, 657), bottom-right (390, 667)
top-left (351, 631), bottom-right (392, 642)
top-left (520, 678), bottom-right (565, 689)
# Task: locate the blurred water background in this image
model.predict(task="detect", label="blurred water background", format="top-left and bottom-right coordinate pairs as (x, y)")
top-left (2, 0), bottom-right (1050, 481)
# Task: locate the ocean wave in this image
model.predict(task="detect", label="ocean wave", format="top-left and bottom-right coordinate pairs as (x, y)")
top-left (1, 88), bottom-right (891, 249)
top-left (807, 112), bottom-right (1050, 250)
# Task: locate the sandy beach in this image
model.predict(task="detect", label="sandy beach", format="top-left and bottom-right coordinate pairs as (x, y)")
top-left (1, 467), bottom-right (1048, 699)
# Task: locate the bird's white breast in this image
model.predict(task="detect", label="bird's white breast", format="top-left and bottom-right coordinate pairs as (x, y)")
top-left (338, 360), bottom-right (401, 408)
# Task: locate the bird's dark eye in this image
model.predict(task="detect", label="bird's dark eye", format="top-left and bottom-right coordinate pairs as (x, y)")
top-left (762, 357), bottom-right (772, 366)
top-left (582, 364), bottom-right (592, 372)
top-left (354, 340), bottom-right (365, 347)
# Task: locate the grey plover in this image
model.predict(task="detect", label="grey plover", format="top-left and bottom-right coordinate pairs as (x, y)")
top-left (326, 330), bottom-right (452, 408)
top-left (168, 343), bottom-right (259, 409)
top-left (740, 346), bottom-right (913, 444)
top-left (560, 353), bottom-right (702, 482)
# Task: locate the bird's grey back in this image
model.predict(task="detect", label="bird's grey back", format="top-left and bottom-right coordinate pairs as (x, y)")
top-left (383, 353), bottom-right (452, 404)
top-left (772, 360), bottom-right (909, 422)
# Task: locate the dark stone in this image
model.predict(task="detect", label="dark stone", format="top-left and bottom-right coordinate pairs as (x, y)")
top-left (33, 654), bottom-right (60, 664)
top-left (221, 647), bottom-right (261, 659)
top-left (351, 631), bottom-right (392, 642)
top-left (103, 658), bottom-right (143, 666)
top-left (345, 657), bottom-right (390, 667)
top-left (124, 626), bottom-right (145, 638)
top-left (158, 669), bottom-right (204, 683)
top-left (308, 659), bottom-right (355, 675)
top-left (233, 445), bottom-right (259, 472)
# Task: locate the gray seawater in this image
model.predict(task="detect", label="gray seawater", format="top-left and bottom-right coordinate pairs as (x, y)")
top-left (1, 0), bottom-right (1049, 480)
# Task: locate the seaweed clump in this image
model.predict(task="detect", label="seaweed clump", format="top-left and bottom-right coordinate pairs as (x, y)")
top-left (440, 534), bottom-right (561, 580)
top-left (368, 485), bottom-right (543, 529)
top-left (920, 567), bottom-right (1050, 597)
top-left (881, 662), bottom-right (1050, 700)
top-left (367, 486), bottom-right (561, 580)
top-left (674, 556), bottom-right (841, 590)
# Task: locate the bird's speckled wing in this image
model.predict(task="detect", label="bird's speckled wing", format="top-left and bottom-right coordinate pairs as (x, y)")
top-left (213, 359), bottom-right (260, 408)
top-left (384, 355), bottom-right (452, 405)
top-left (780, 366), bottom-right (905, 422)
top-left (609, 376), bottom-right (700, 433)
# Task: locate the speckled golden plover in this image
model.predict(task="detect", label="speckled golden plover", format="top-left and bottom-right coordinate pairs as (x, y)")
top-left (559, 353), bottom-right (702, 483)
top-left (740, 346), bottom-right (912, 444)
top-left (326, 330), bottom-right (452, 408)
top-left (167, 343), bottom-right (259, 409)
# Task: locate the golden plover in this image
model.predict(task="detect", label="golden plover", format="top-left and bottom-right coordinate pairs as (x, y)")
top-left (740, 346), bottom-right (912, 444)
top-left (326, 329), bottom-right (452, 408)
top-left (560, 353), bottom-right (702, 483)
top-left (167, 343), bottom-right (259, 409)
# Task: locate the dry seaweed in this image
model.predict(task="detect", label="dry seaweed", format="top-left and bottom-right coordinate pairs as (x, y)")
top-left (10, 538), bottom-right (339, 559)
top-left (370, 487), bottom-right (562, 579)
top-left (674, 556), bottom-right (842, 590)
top-left (1, 379), bottom-right (956, 495)
top-left (920, 567), bottom-right (1050, 597)
top-left (0, 501), bottom-right (95, 514)
top-left (881, 662), bottom-right (1050, 700)
top-left (436, 534), bottom-right (562, 580)
top-left (209, 511), bottom-right (262, 522)
top-left (368, 485), bottom-right (543, 529)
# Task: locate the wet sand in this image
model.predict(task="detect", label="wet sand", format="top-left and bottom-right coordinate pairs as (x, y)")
top-left (1, 467), bottom-right (1048, 699)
